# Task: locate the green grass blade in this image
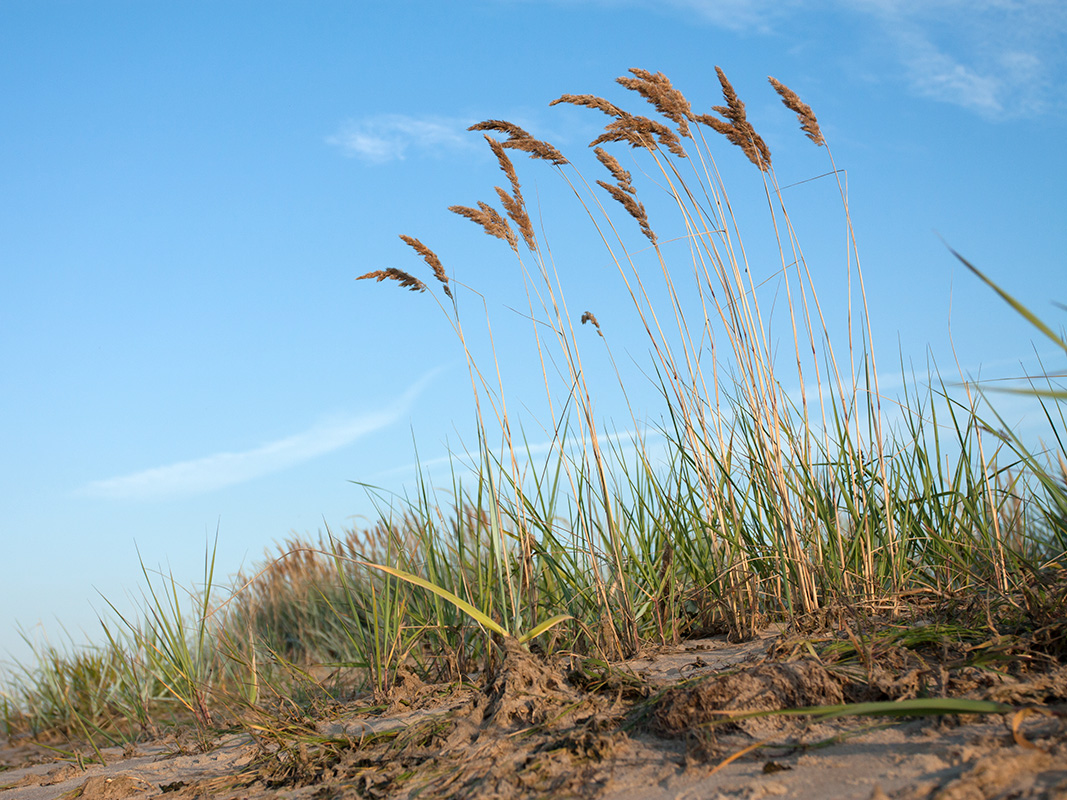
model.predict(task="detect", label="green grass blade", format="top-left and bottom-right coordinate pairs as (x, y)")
top-left (952, 248), bottom-right (1067, 353)
top-left (517, 614), bottom-right (573, 644)
top-left (807, 697), bottom-right (1016, 720)
top-left (351, 559), bottom-right (511, 640)
top-left (709, 697), bottom-right (1017, 726)
top-left (985, 386), bottom-right (1067, 401)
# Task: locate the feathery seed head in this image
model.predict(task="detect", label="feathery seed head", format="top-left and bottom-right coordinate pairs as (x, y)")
top-left (597, 180), bottom-right (657, 245)
top-left (581, 311), bottom-right (603, 336)
top-left (616, 68), bottom-right (693, 137)
top-left (470, 119), bottom-right (568, 165)
top-left (697, 67), bottom-right (771, 171)
top-left (768, 76), bottom-right (824, 146)
top-left (399, 235), bottom-right (452, 299)
top-left (594, 147), bottom-right (634, 194)
top-left (449, 201), bottom-right (519, 252)
top-left (549, 94), bottom-right (625, 119)
top-left (591, 115), bottom-right (687, 159)
top-left (356, 268), bottom-right (426, 293)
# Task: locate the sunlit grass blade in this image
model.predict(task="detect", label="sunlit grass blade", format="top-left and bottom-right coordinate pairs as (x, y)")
top-left (349, 559), bottom-right (511, 639)
top-left (516, 614), bottom-right (574, 645)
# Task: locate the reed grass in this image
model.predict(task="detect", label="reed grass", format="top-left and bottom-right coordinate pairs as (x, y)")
top-left (3, 66), bottom-right (1064, 753)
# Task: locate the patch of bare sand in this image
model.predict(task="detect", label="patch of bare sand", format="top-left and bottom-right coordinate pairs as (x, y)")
top-left (2, 629), bottom-right (1064, 800)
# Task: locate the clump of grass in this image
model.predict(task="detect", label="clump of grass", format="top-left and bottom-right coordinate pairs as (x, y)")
top-left (344, 64), bottom-right (1065, 660)
top-left (3, 66), bottom-right (1063, 763)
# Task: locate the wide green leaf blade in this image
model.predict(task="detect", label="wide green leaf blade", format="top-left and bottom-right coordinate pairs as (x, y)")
top-left (517, 614), bottom-right (573, 644)
top-left (353, 559), bottom-right (511, 639)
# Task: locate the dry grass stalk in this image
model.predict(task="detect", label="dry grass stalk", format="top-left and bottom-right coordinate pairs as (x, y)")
top-left (399, 234), bottom-right (452, 299)
top-left (486, 136), bottom-right (537, 252)
top-left (616, 68), bottom-right (693, 138)
top-left (468, 120), bottom-right (568, 166)
top-left (549, 93), bottom-right (625, 119)
top-left (695, 66), bottom-right (771, 170)
top-left (356, 268), bottom-right (426, 293)
top-left (768, 76), bottom-right (824, 146)
top-left (449, 201), bottom-right (518, 251)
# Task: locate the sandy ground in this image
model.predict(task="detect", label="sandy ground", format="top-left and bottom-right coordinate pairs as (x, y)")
top-left (3, 628), bottom-right (1065, 800)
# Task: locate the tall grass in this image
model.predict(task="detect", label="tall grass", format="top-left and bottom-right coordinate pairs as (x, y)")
top-left (3, 66), bottom-right (1064, 742)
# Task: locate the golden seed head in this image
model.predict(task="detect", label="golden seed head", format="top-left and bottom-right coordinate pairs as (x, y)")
top-left (768, 76), bottom-right (825, 146)
top-left (597, 180), bottom-right (657, 245)
top-left (504, 136), bottom-right (569, 166)
top-left (356, 268), bottom-right (426, 293)
top-left (549, 94), bottom-right (625, 119)
top-left (469, 120), bottom-right (569, 166)
top-left (594, 147), bottom-right (634, 194)
top-left (469, 119), bottom-right (531, 139)
top-left (581, 311), bottom-right (603, 336)
top-left (616, 68), bottom-right (693, 138)
top-left (696, 66), bottom-right (771, 171)
top-left (591, 115), bottom-right (687, 159)
top-left (398, 234), bottom-right (452, 299)
top-left (449, 202), bottom-right (518, 252)
top-left (482, 136), bottom-right (537, 251)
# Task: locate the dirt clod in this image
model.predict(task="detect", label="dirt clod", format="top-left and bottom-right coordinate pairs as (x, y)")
top-left (651, 658), bottom-right (845, 736)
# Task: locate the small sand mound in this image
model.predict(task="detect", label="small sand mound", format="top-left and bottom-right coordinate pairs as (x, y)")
top-left (71, 774), bottom-right (154, 799)
top-left (651, 658), bottom-right (845, 736)
top-left (480, 636), bottom-right (578, 730)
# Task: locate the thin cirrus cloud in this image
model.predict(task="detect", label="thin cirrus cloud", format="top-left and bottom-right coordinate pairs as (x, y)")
top-left (547, 0), bottom-right (1064, 118)
top-left (849, 0), bottom-right (1062, 117)
top-left (78, 369), bottom-right (442, 501)
top-left (326, 114), bottom-right (476, 164)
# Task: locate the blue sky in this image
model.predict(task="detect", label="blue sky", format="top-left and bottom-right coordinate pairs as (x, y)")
top-left (2, 0), bottom-right (1065, 671)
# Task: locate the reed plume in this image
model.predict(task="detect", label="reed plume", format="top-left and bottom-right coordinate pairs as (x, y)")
top-left (695, 66), bottom-right (771, 170)
top-left (768, 76), bottom-right (824, 146)
top-left (580, 311), bottom-right (603, 336)
top-left (356, 268), bottom-right (426, 293)
top-left (485, 136), bottom-right (537, 252)
top-left (468, 120), bottom-right (568, 166)
top-left (597, 179), bottom-right (656, 245)
top-left (399, 234), bottom-right (452, 299)
top-left (592, 146), bottom-right (656, 243)
top-left (549, 94), bottom-right (625, 119)
top-left (449, 200), bottom-right (518, 251)
top-left (616, 68), bottom-right (693, 138)
top-left (593, 147), bottom-right (634, 192)
top-left (591, 115), bottom-right (687, 159)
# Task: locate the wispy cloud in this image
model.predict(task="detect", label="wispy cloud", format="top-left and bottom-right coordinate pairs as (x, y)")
top-left (532, 0), bottom-right (1065, 117)
top-left (327, 114), bottom-right (475, 163)
top-left (79, 370), bottom-right (442, 501)
top-left (849, 0), bottom-right (1063, 117)
top-left (376, 426), bottom-right (668, 481)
